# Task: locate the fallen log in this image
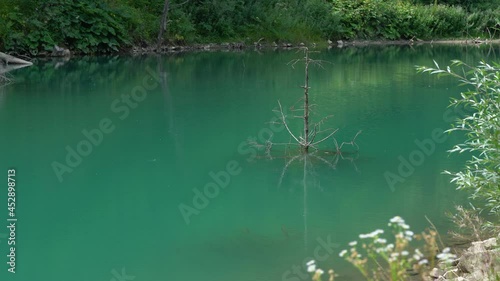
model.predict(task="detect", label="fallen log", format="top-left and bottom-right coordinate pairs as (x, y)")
top-left (0, 52), bottom-right (33, 65)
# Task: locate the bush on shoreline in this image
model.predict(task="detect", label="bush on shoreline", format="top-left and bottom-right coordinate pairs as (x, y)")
top-left (0, 0), bottom-right (130, 55)
top-left (418, 61), bottom-right (500, 216)
top-left (0, 0), bottom-right (499, 55)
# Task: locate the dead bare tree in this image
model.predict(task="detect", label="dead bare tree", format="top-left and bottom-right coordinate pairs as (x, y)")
top-left (271, 47), bottom-right (361, 154)
top-left (252, 47), bottom-right (362, 187)
top-left (156, 0), bottom-right (190, 51)
top-left (157, 0), bottom-right (170, 51)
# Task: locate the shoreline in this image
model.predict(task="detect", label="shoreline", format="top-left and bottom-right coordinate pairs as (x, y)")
top-left (129, 38), bottom-right (500, 54)
top-left (3, 38), bottom-right (499, 59)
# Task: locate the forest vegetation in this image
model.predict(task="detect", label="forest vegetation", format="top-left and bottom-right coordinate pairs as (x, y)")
top-left (0, 0), bottom-right (499, 55)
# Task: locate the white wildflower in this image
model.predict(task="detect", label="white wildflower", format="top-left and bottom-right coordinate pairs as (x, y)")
top-left (339, 250), bottom-right (347, 257)
top-left (413, 249), bottom-right (424, 260)
top-left (349, 241), bottom-right (357, 246)
top-left (401, 251), bottom-right (409, 256)
top-left (315, 269), bottom-right (324, 275)
top-left (405, 231), bottom-right (414, 237)
top-left (437, 247), bottom-right (457, 263)
top-left (418, 259), bottom-right (428, 265)
top-left (390, 216), bottom-right (405, 224)
top-left (375, 238), bottom-right (387, 244)
top-left (360, 229), bottom-right (384, 239)
top-left (437, 252), bottom-right (457, 261)
top-left (306, 260), bottom-right (315, 266)
top-left (307, 264), bottom-right (316, 272)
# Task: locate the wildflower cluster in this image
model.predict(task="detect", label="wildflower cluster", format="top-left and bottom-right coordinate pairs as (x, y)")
top-left (338, 216), bottom-right (429, 281)
top-left (436, 247), bottom-right (457, 265)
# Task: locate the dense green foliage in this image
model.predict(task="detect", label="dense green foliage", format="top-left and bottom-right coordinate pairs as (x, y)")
top-left (0, 0), bottom-right (499, 54)
top-left (332, 0), bottom-right (499, 40)
top-left (419, 61), bottom-right (500, 215)
top-left (0, 0), bottom-right (129, 55)
top-left (413, 0), bottom-right (499, 11)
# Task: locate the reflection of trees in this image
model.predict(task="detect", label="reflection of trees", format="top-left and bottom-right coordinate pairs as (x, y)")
top-left (10, 56), bottom-right (133, 99)
top-left (157, 55), bottom-right (186, 179)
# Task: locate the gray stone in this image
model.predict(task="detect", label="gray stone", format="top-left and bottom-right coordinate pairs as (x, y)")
top-left (455, 237), bottom-right (500, 281)
top-left (52, 45), bottom-right (71, 57)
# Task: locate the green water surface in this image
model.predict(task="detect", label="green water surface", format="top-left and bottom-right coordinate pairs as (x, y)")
top-left (0, 45), bottom-right (498, 281)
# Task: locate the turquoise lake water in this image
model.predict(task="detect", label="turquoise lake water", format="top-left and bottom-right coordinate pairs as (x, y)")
top-left (0, 44), bottom-right (498, 280)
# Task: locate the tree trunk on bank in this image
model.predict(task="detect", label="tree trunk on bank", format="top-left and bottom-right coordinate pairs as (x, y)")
top-left (0, 52), bottom-right (33, 65)
top-left (157, 0), bottom-right (170, 51)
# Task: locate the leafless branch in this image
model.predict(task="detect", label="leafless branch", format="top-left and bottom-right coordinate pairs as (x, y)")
top-left (289, 97), bottom-right (305, 111)
top-left (277, 100), bottom-right (300, 144)
top-left (425, 215), bottom-right (446, 249)
top-left (310, 128), bottom-right (339, 146)
top-left (287, 59), bottom-right (302, 69)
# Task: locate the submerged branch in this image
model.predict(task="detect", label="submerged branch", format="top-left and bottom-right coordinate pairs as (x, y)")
top-left (339, 130), bottom-right (362, 151)
top-left (278, 154), bottom-right (302, 189)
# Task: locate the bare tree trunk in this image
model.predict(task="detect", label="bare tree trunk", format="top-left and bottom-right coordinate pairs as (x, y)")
top-left (0, 52), bottom-right (32, 65)
top-left (157, 0), bottom-right (170, 51)
top-left (303, 51), bottom-right (310, 153)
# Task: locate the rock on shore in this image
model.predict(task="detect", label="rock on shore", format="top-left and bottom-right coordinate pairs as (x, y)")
top-left (429, 235), bottom-right (500, 280)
